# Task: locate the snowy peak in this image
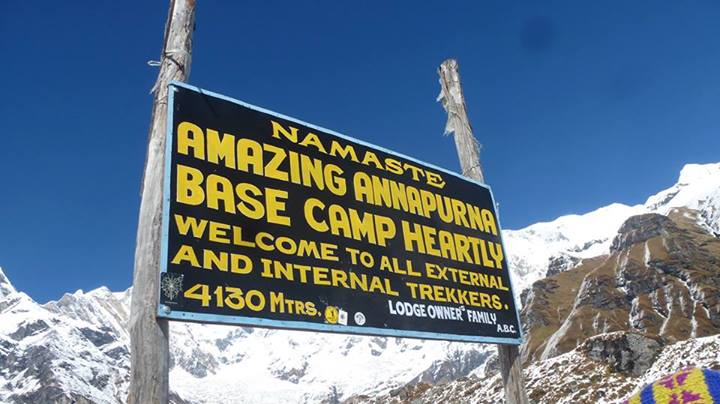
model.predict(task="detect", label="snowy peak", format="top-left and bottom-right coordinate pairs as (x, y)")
top-left (503, 203), bottom-right (646, 293)
top-left (0, 266), bottom-right (16, 298)
top-left (645, 162), bottom-right (720, 235)
top-left (504, 162), bottom-right (720, 294)
top-left (646, 163), bottom-right (720, 209)
top-left (43, 286), bottom-right (131, 339)
top-left (677, 162), bottom-right (720, 185)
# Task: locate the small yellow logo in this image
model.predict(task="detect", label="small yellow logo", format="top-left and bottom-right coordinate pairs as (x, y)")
top-left (324, 306), bottom-right (339, 324)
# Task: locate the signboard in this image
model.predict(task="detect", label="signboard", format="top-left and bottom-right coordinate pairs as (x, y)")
top-left (158, 82), bottom-right (522, 344)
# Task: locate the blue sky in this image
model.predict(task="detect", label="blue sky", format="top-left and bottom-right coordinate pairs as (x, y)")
top-left (1, 1), bottom-right (719, 302)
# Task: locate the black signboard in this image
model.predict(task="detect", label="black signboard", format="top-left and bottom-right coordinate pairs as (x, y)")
top-left (158, 82), bottom-right (522, 344)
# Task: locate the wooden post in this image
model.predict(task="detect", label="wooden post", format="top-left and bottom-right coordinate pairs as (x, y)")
top-left (128, 1), bottom-right (195, 403)
top-left (438, 59), bottom-right (529, 404)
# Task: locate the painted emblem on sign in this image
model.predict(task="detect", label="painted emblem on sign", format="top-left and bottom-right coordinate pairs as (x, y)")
top-left (161, 273), bottom-right (184, 301)
top-left (354, 312), bottom-right (366, 326)
top-left (324, 306), bottom-right (339, 324)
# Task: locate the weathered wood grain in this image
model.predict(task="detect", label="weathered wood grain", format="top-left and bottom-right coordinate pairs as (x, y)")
top-left (128, 1), bottom-right (195, 403)
top-left (438, 58), bottom-right (529, 404)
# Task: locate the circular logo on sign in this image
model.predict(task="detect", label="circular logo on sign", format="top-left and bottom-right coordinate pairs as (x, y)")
top-left (324, 306), bottom-right (339, 324)
top-left (354, 312), bottom-right (366, 326)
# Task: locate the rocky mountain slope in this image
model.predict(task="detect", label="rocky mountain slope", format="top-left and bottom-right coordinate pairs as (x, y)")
top-left (0, 162), bottom-right (718, 403)
top-left (363, 333), bottom-right (720, 404)
top-left (522, 208), bottom-right (720, 365)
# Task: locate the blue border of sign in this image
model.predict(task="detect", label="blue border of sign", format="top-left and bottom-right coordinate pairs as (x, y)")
top-left (158, 81), bottom-right (524, 345)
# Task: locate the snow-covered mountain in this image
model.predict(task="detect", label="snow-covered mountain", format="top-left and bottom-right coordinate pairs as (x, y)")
top-left (0, 269), bottom-right (493, 403)
top-left (0, 276), bottom-right (131, 403)
top-left (0, 162), bottom-right (718, 403)
top-left (505, 162), bottom-right (720, 293)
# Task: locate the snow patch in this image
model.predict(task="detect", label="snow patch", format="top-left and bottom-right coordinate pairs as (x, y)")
top-left (0, 266), bottom-right (17, 298)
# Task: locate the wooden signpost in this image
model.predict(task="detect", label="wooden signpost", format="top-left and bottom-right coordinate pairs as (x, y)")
top-left (438, 59), bottom-right (529, 404)
top-left (128, 0), bottom-right (195, 403)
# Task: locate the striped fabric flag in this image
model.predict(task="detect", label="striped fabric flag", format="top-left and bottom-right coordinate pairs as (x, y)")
top-left (625, 368), bottom-right (720, 404)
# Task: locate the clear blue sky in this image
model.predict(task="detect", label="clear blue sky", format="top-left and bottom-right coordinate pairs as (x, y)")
top-left (1, 1), bottom-right (719, 302)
